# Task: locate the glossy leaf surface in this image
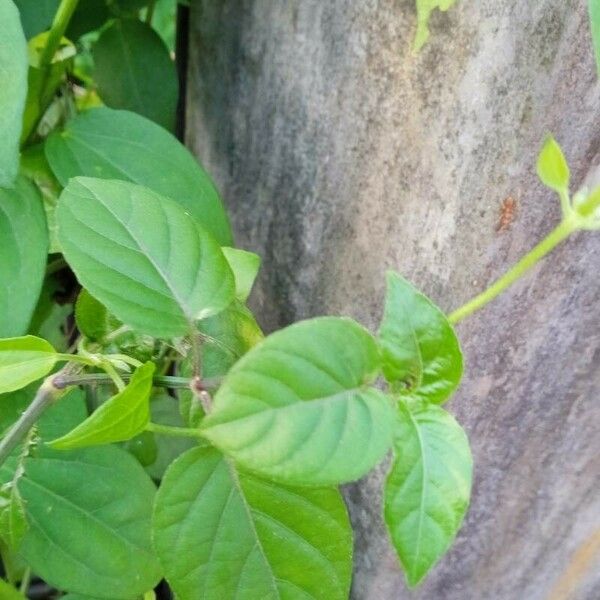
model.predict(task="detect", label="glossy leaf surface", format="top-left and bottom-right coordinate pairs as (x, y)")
top-left (0, 177), bottom-right (48, 338)
top-left (57, 177), bottom-right (235, 337)
top-left (93, 19), bottom-right (178, 130)
top-left (153, 447), bottom-right (352, 600)
top-left (49, 362), bottom-right (155, 449)
top-left (0, 0), bottom-right (28, 186)
top-left (0, 336), bottom-right (56, 394)
top-left (384, 402), bottom-right (472, 587)
top-left (202, 317), bottom-right (393, 486)
top-left (379, 272), bottom-right (462, 404)
top-left (45, 107), bottom-right (232, 245)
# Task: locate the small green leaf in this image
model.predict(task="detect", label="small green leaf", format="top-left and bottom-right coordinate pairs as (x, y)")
top-left (0, 177), bottom-right (49, 338)
top-left (0, 485), bottom-right (28, 551)
top-left (202, 317), bottom-right (394, 486)
top-left (45, 107), bottom-right (233, 245)
top-left (92, 19), bottom-right (178, 130)
top-left (0, 579), bottom-right (26, 600)
top-left (0, 0), bottom-right (28, 186)
top-left (49, 362), bottom-right (155, 449)
top-left (57, 177), bottom-right (235, 338)
top-left (537, 136), bottom-right (570, 194)
top-left (0, 336), bottom-right (56, 394)
top-left (384, 401), bottom-right (472, 587)
top-left (153, 446), bottom-right (352, 600)
top-left (17, 446), bottom-right (162, 599)
top-left (378, 272), bottom-right (462, 404)
top-left (75, 289), bottom-right (115, 342)
top-left (414, 0), bottom-right (457, 51)
top-left (589, 0), bottom-right (600, 75)
top-left (222, 247), bottom-right (261, 302)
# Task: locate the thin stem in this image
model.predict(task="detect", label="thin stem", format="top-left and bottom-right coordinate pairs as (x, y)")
top-left (104, 354), bottom-right (143, 368)
top-left (19, 568), bottom-right (31, 594)
top-left (99, 360), bottom-right (125, 392)
top-left (0, 378), bottom-right (63, 468)
top-left (448, 218), bottom-right (576, 325)
top-left (145, 422), bottom-right (204, 439)
top-left (38, 0), bottom-right (80, 69)
top-left (55, 353), bottom-right (97, 366)
top-left (45, 257), bottom-right (67, 276)
top-left (52, 372), bottom-right (222, 390)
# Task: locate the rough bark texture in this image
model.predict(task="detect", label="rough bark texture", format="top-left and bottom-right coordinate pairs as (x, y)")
top-left (186, 1), bottom-right (600, 598)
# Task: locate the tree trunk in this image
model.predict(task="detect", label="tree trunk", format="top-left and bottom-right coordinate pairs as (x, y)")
top-left (186, 1), bottom-right (600, 598)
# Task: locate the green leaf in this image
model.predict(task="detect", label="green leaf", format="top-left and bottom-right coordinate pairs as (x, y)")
top-left (0, 336), bottom-right (56, 394)
top-left (153, 446), bottom-right (352, 600)
top-left (414, 0), bottom-right (457, 51)
top-left (92, 19), bottom-right (178, 131)
top-left (45, 107), bottom-right (233, 245)
top-left (75, 289), bottom-right (115, 342)
top-left (57, 177), bottom-right (235, 338)
top-left (537, 135), bottom-right (570, 194)
top-left (378, 272), bottom-right (462, 404)
top-left (17, 446), bottom-right (162, 599)
top-left (49, 362), bottom-right (155, 449)
top-left (202, 317), bottom-right (394, 486)
top-left (222, 247), bottom-right (261, 302)
top-left (384, 402), bottom-right (472, 587)
top-left (0, 0), bottom-right (28, 186)
top-left (0, 177), bottom-right (49, 338)
top-left (66, 0), bottom-right (110, 40)
top-left (0, 483), bottom-right (28, 551)
top-left (0, 579), bottom-right (25, 600)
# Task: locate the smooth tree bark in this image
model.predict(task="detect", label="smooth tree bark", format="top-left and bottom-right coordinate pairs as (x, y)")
top-left (186, 1), bottom-right (600, 598)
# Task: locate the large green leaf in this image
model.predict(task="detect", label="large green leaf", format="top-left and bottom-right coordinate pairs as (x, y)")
top-left (17, 446), bottom-right (162, 599)
top-left (0, 177), bottom-right (49, 337)
top-left (384, 402), bottom-right (472, 587)
top-left (590, 0), bottom-right (600, 75)
top-left (0, 0), bottom-right (28, 186)
top-left (414, 0), bottom-right (457, 51)
top-left (0, 336), bottom-right (56, 394)
top-left (153, 446), bottom-right (352, 600)
top-left (378, 272), bottom-right (462, 404)
top-left (202, 317), bottom-right (394, 486)
top-left (49, 362), bottom-right (155, 449)
top-left (57, 177), bottom-right (235, 338)
top-left (45, 107), bottom-right (232, 245)
top-left (92, 19), bottom-right (178, 130)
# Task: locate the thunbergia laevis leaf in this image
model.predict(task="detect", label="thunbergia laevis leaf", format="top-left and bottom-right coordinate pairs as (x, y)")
top-left (57, 177), bottom-right (235, 338)
top-left (202, 316), bottom-right (394, 486)
top-left (153, 446), bottom-right (352, 600)
top-left (0, 336), bottom-right (57, 394)
top-left (378, 271), bottom-right (462, 404)
top-left (384, 401), bottom-right (472, 587)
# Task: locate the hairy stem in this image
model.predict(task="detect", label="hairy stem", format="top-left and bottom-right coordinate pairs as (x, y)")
top-left (38, 0), bottom-right (80, 69)
top-left (0, 377), bottom-right (63, 468)
top-left (448, 218), bottom-right (576, 324)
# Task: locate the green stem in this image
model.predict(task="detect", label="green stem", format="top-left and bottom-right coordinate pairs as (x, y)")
top-left (45, 257), bottom-right (68, 276)
top-left (19, 568), bottom-right (31, 594)
top-left (448, 218), bottom-right (576, 324)
top-left (145, 1), bottom-right (156, 25)
top-left (38, 0), bottom-right (80, 69)
top-left (145, 422), bottom-right (204, 439)
top-left (52, 372), bottom-right (221, 390)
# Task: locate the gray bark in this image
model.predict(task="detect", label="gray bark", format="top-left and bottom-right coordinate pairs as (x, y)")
top-left (186, 1), bottom-right (600, 598)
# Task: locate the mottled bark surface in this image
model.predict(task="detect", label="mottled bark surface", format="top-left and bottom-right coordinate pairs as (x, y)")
top-left (186, 1), bottom-right (600, 598)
